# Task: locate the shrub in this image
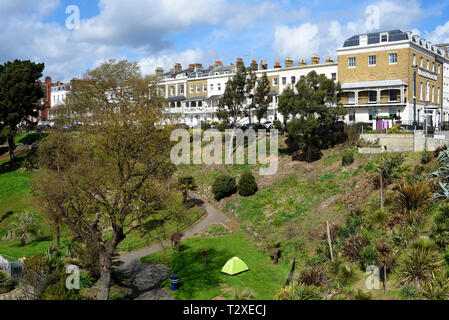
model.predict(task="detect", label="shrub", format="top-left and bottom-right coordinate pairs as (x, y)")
top-left (399, 247), bottom-right (442, 291)
top-left (401, 285), bottom-right (419, 299)
top-left (421, 151), bottom-right (432, 164)
top-left (422, 274), bottom-right (449, 300)
top-left (376, 153), bottom-right (405, 185)
top-left (212, 174), bottom-right (237, 200)
top-left (431, 205), bottom-right (449, 249)
top-left (342, 234), bottom-right (368, 262)
top-left (341, 150), bottom-right (354, 167)
top-left (274, 283), bottom-right (322, 300)
top-left (360, 246), bottom-right (380, 269)
top-left (216, 122), bottom-right (229, 132)
top-left (395, 182), bottom-right (432, 214)
top-left (237, 171), bottom-right (258, 196)
top-left (298, 265), bottom-right (331, 287)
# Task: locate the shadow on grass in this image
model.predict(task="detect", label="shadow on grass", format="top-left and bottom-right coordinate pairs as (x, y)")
top-left (17, 132), bottom-right (47, 145)
top-left (0, 154), bottom-right (29, 175)
top-left (0, 211), bottom-right (13, 224)
top-left (163, 247), bottom-right (232, 299)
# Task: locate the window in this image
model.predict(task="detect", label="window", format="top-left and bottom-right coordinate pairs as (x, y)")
top-left (198, 72), bottom-right (202, 77)
top-left (369, 108), bottom-right (377, 120)
top-left (196, 85), bottom-right (200, 93)
top-left (190, 85), bottom-right (193, 93)
top-left (432, 86), bottom-right (435, 103)
top-left (203, 84), bottom-right (207, 92)
top-left (420, 57), bottom-right (423, 68)
top-left (389, 53), bottom-right (397, 64)
top-left (380, 32), bottom-right (388, 42)
top-left (432, 62), bottom-right (435, 73)
top-left (413, 54), bottom-right (416, 66)
top-left (282, 77), bottom-right (286, 85)
top-left (180, 85), bottom-right (184, 94)
top-left (368, 55), bottom-right (376, 66)
top-left (210, 84), bottom-right (214, 91)
top-left (348, 109), bottom-right (355, 121)
top-left (438, 87), bottom-right (441, 104)
top-left (169, 86), bottom-right (175, 95)
top-left (389, 108), bottom-right (398, 119)
top-left (389, 90), bottom-right (398, 102)
top-left (420, 83), bottom-right (423, 100)
top-left (348, 57), bottom-right (356, 68)
top-left (426, 82), bottom-right (430, 101)
top-left (291, 76), bottom-right (296, 85)
top-left (218, 83), bottom-right (221, 91)
top-left (331, 73), bottom-right (337, 81)
top-left (348, 92), bottom-right (355, 104)
top-left (369, 91), bottom-right (377, 103)
top-left (427, 60), bottom-right (430, 70)
top-left (273, 78), bottom-right (278, 86)
top-left (438, 65), bottom-right (441, 74)
top-left (359, 35), bottom-right (368, 46)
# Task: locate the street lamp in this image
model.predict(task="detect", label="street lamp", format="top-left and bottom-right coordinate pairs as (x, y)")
top-left (412, 64), bottom-right (418, 130)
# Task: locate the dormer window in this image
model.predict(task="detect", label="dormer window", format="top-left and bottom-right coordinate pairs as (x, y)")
top-left (198, 72), bottom-right (202, 77)
top-left (359, 35), bottom-right (368, 46)
top-left (380, 32), bottom-right (388, 43)
top-left (215, 72), bottom-right (219, 76)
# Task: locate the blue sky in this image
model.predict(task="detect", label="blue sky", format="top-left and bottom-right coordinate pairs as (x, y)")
top-left (1, 0), bottom-right (449, 81)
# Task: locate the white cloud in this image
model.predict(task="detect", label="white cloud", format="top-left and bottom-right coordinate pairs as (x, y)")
top-left (273, 23), bottom-right (320, 60)
top-left (426, 21), bottom-right (449, 44)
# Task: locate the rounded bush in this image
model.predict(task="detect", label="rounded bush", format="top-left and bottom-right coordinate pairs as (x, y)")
top-left (212, 174), bottom-right (237, 200)
top-left (342, 151), bottom-right (354, 167)
top-left (238, 171), bottom-right (258, 196)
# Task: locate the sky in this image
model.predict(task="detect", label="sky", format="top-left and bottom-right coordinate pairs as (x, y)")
top-left (1, 0), bottom-right (449, 81)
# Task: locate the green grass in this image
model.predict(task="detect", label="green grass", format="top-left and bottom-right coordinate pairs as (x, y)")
top-left (141, 232), bottom-right (290, 300)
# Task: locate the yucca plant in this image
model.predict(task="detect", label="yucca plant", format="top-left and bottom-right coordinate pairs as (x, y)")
top-left (422, 274), bottom-right (449, 300)
top-left (231, 287), bottom-right (256, 300)
top-left (431, 205), bottom-right (449, 249)
top-left (399, 247), bottom-right (442, 291)
top-left (395, 182), bottom-right (432, 214)
top-left (4, 211), bottom-right (40, 246)
top-left (341, 234), bottom-right (368, 262)
top-left (273, 283), bottom-right (322, 300)
top-left (298, 265), bottom-right (331, 287)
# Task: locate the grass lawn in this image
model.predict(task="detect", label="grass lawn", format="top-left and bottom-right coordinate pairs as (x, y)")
top-left (141, 232), bottom-right (291, 300)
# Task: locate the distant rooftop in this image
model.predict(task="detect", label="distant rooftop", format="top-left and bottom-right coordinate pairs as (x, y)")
top-left (343, 29), bottom-right (409, 48)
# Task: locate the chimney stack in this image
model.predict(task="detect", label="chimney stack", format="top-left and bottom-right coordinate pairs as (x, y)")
top-left (250, 59), bottom-right (258, 71)
top-left (285, 57), bottom-right (294, 68)
top-left (260, 60), bottom-right (268, 70)
top-left (311, 54), bottom-right (320, 65)
top-left (174, 63), bottom-right (182, 72)
top-left (236, 58), bottom-right (244, 69)
top-left (155, 67), bottom-right (164, 76)
top-left (188, 64), bottom-right (195, 71)
top-left (274, 62), bottom-right (281, 69)
top-left (325, 57), bottom-right (334, 63)
top-left (194, 63), bottom-right (203, 71)
top-left (169, 68), bottom-right (175, 73)
top-left (299, 59), bottom-right (307, 66)
top-left (214, 60), bottom-right (223, 68)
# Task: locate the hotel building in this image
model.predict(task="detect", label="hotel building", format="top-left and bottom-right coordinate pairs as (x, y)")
top-left (337, 30), bottom-right (449, 129)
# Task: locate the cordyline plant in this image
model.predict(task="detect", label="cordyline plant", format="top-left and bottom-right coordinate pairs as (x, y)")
top-left (432, 146), bottom-right (449, 199)
top-left (33, 59), bottom-right (176, 300)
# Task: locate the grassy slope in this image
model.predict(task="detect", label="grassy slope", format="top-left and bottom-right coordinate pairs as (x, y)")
top-left (141, 232), bottom-right (290, 300)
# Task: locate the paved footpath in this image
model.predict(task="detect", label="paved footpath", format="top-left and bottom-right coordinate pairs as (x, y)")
top-left (117, 192), bottom-right (229, 300)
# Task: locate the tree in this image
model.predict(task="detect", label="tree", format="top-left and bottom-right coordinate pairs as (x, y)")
top-left (278, 86), bottom-right (296, 128)
top-left (280, 71), bottom-right (346, 162)
top-left (237, 171), bottom-right (258, 196)
top-left (33, 59), bottom-right (176, 300)
top-left (0, 60), bottom-right (45, 164)
top-left (253, 73), bottom-right (271, 124)
top-left (177, 176), bottom-right (198, 205)
top-left (5, 211), bottom-right (40, 246)
top-left (217, 64), bottom-right (256, 159)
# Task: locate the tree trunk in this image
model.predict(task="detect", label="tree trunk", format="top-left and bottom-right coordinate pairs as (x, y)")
top-left (55, 225), bottom-right (61, 250)
top-left (7, 136), bottom-right (16, 164)
top-left (227, 128), bottom-right (235, 161)
top-left (97, 248), bottom-right (113, 300)
top-left (21, 237), bottom-right (27, 246)
top-left (273, 250), bottom-right (279, 264)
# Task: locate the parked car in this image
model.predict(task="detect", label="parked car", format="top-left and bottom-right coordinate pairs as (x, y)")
top-left (240, 123), bottom-right (254, 131)
top-left (263, 121), bottom-right (273, 129)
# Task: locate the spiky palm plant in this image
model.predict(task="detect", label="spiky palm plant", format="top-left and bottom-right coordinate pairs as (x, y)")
top-left (4, 211), bottom-right (40, 246)
top-left (431, 205), bottom-right (449, 248)
top-left (298, 265), bottom-right (331, 287)
top-left (231, 287), bottom-right (256, 300)
top-left (395, 182), bottom-right (432, 214)
top-left (274, 283), bottom-right (322, 300)
top-left (341, 234), bottom-right (368, 262)
top-left (399, 247), bottom-right (442, 291)
top-left (422, 274), bottom-right (449, 300)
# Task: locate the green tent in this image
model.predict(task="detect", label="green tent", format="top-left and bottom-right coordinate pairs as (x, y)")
top-left (221, 257), bottom-right (249, 276)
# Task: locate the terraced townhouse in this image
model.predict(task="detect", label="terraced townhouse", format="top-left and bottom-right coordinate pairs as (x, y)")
top-left (338, 30), bottom-right (449, 130)
top-left (156, 56), bottom-right (338, 127)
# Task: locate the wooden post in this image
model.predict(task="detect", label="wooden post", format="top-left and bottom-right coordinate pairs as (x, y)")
top-left (380, 172), bottom-right (384, 209)
top-left (383, 265), bottom-right (387, 294)
top-left (326, 221), bottom-right (334, 263)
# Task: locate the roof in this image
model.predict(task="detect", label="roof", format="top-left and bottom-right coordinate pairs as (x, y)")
top-left (185, 96), bottom-right (206, 102)
top-left (166, 95), bottom-right (186, 102)
top-left (341, 79), bottom-right (407, 89)
top-left (343, 30), bottom-right (409, 48)
top-left (206, 94), bottom-right (223, 100)
top-left (267, 90), bottom-right (278, 97)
